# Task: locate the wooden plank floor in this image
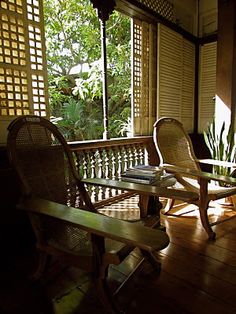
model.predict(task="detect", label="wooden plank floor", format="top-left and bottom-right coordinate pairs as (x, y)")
top-left (1, 197), bottom-right (236, 314)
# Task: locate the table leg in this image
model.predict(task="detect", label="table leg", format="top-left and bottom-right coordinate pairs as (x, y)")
top-left (139, 195), bottom-right (163, 218)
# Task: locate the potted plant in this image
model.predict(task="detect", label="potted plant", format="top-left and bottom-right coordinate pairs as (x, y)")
top-left (204, 118), bottom-right (236, 206)
top-left (204, 119), bottom-right (236, 177)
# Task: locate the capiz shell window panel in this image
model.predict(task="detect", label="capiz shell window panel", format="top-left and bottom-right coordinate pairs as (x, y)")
top-left (0, 0), bottom-right (49, 143)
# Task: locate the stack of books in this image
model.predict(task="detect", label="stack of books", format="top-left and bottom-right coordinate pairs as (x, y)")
top-left (121, 165), bottom-right (175, 185)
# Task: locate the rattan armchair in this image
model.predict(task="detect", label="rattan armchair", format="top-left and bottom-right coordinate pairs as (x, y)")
top-left (7, 115), bottom-right (170, 313)
top-left (153, 117), bottom-right (236, 240)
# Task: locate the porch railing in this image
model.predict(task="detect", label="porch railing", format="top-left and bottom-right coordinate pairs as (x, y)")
top-left (69, 136), bottom-right (159, 205)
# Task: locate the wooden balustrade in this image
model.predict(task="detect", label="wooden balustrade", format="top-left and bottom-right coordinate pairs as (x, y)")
top-left (69, 136), bottom-right (159, 205)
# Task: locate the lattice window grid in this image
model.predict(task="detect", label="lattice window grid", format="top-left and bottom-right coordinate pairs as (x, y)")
top-left (0, 0), bottom-right (23, 14)
top-left (141, 21), bottom-right (150, 118)
top-left (132, 19), bottom-right (157, 136)
top-left (136, 0), bottom-right (174, 22)
top-left (133, 20), bottom-right (142, 118)
top-left (0, 67), bottom-right (29, 116)
top-left (0, 0), bottom-right (49, 121)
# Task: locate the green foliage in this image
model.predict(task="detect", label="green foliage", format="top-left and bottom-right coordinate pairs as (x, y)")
top-left (116, 117), bottom-right (132, 136)
top-left (44, 0), bottom-right (100, 77)
top-left (72, 63), bottom-right (102, 100)
top-left (204, 119), bottom-right (236, 177)
top-left (44, 0), bottom-right (131, 141)
top-left (113, 107), bottom-right (132, 137)
top-left (106, 12), bottom-right (131, 100)
top-left (51, 97), bottom-right (102, 141)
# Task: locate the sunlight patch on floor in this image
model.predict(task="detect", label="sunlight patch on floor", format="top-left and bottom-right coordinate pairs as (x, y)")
top-left (98, 195), bottom-right (140, 221)
top-left (161, 199), bottom-right (236, 225)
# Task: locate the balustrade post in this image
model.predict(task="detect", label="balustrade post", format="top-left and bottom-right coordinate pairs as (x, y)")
top-left (70, 137), bottom-right (153, 203)
top-left (117, 146), bottom-right (123, 179)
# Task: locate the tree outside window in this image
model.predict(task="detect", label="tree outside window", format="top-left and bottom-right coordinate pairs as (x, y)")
top-left (44, 0), bottom-right (131, 141)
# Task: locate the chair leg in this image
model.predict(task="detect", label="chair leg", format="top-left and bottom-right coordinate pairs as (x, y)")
top-left (199, 178), bottom-right (216, 240)
top-left (161, 198), bottom-right (175, 214)
top-left (141, 250), bottom-right (161, 274)
top-left (198, 203), bottom-right (216, 240)
top-left (30, 251), bottom-right (48, 281)
top-left (94, 270), bottom-right (120, 314)
top-left (91, 234), bottom-right (121, 314)
top-left (113, 251), bottom-right (161, 302)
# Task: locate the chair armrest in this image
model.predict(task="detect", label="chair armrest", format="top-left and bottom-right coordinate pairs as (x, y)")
top-left (82, 178), bottom-right (199, 202)
top-left (17, 197), bottom-right (169, 252)
top-left (163, 164), bottom-right (236, 186)
top-left (197, 159), bottom-right (236, 168)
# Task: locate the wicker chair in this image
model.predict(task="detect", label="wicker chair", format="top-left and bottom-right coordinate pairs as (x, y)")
top-left (7, 115), bottom-right (170, 313)
top-left (153, 117), bottom-right (236, 240)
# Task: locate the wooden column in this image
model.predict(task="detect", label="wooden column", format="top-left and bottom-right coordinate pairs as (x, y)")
top-left (216, 0), bottom-right (236, 128)
top-left (90, 0), bottom-right (116, 139)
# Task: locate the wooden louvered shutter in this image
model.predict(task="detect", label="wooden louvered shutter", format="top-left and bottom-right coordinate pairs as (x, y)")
top-left (157, 23), bottom-right (195, 133)
top-left (132, 18), bottom-right (157, 136)
top-left (0, 0), bottom-right (49, 144)
top-left (182, 39), bottom-right (195, 132)
top-left (198, 42), bottom-right (217, 133)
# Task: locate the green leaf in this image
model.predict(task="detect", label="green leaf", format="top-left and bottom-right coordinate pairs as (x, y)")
top-left (204, 118), bottom-right (236, 177)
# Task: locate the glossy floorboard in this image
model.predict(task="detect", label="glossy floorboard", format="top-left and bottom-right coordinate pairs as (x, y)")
top-left (1, 197), bottom-right (236, 314)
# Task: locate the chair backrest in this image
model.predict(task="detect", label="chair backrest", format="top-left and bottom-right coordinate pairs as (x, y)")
top-left (7, 115), bottom-right (95, 210)
top-left (7, 115), bottom-right (96, 250)
top-left (153, 117), bottom-right (200, 171)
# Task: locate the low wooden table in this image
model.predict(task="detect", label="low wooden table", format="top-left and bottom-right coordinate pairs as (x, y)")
top-left (82, 178), bottom-right (198, 224)
top-left (138, 177), bottom-right (177, 217)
